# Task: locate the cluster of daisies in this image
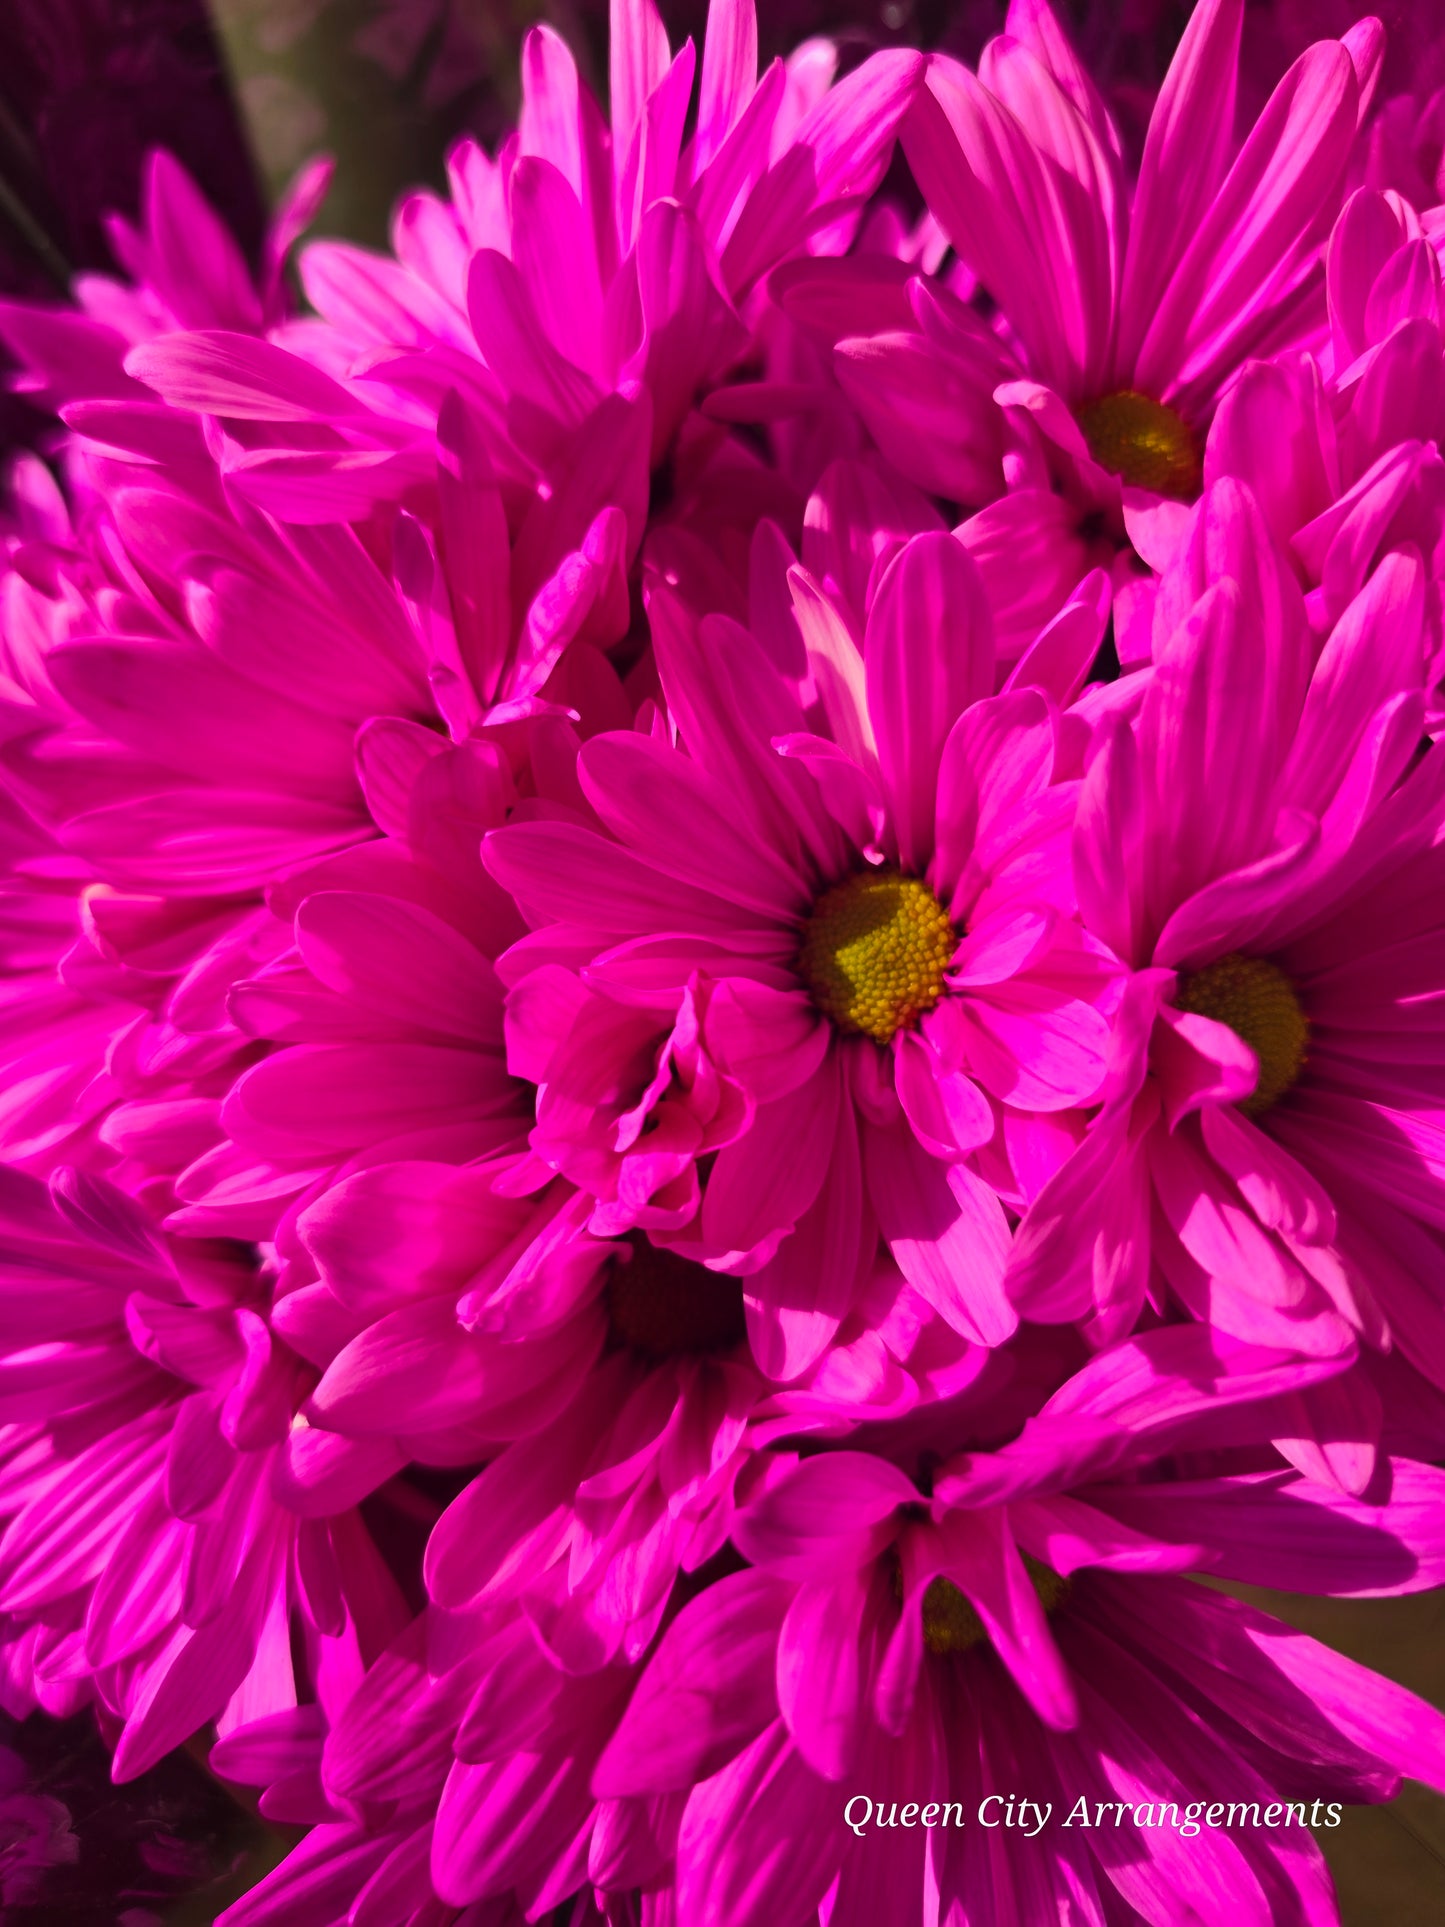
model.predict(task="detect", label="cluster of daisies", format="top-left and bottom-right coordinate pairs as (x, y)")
top-left (3, 0), bottom-right (1445, 1921)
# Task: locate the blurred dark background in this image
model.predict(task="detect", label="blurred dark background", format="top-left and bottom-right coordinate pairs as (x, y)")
top-left (6, 2), bottom-right (1436, 293)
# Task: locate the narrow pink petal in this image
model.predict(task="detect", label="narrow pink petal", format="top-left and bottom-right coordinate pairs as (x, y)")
top-left (834, 329), bottom-right (1010, 505)
top-left (484, 820), bottom-right (755, 937)
top-left (465, 251), bottom-right (601, 427)
top-left (436, 392), bottom-right (512, 704)
top-left (695, 0), bottom-right (759, 170)
top-left (935, 1506), bottom-right (1077, 1729)
top-left (631, 200), bottom-right (750, 458)
top-left (906, 60), bottom-right (1106, 395)
top-left (1328, 187), bottom-right (1405, 367)
top-left (295, 892), bottom-right (502, 1043)
top-left (1010, 1492), bottom-right (1205, 1576)
top-left (1199, 1105), bottom-right (1336, 1245)
top-left (1278, 547), bottom-right (1425, 820)
top-left (1096, 1459), bottom-right (1445, 1596)
top-left (1202, 356), bottom-right (1333, 552)
top-left (1005, 1104), bottom-right (1148, 1332)
top-left (733, 1452), bottom-right (915, 1578)
top-left (747, 1092), bottom-right (869, 1379)
top-left (865, 532), bottom-right (993, 872)
top-left (1003, 0), bottom-right (1120, 162)
top-left (1137, 42), bottom-right (1358, 403)
top-left (46, 636), bottom-right (358, 800)
top-left (1115, 0), bottom-right (1243, 378)
top-left (124, 330), bottom-right (371, 420)
top-left (723, 51), bottom-right (924, 298)
top-left (776, 1565), bottom-right (878, 1778)
top-left (864, 1119), bottom-right (1015, 1345)
top-left (674, 1720), bottom-right (840, 1927)
top-left (611, 0), bottom-right (672, 185)
top-left (579, 732), bottom-right (805, 920)
top-left (299, 240), bottom-right (467, 349)
top-left (271, 1426), bottom-right (404, 1516)
top-left (701, 1055), bottom-right (840, 1265)
top-left (217, 1824), bottom-right (393, 1927)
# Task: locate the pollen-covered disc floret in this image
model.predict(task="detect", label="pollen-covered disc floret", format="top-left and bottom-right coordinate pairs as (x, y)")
top-left (916, 1557), bottom-right (1071, 1657)
top-left (1077, 389), bottom-right (1200, 497)
top-left (606, 1233), bottom-right (749, 1358)
top-left (797, 870), bottom-right (955, 1043)
top-left (1174, 953), bottom-right (1309, 1116)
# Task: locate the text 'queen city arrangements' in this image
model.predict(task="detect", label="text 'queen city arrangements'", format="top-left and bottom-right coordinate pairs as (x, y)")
top-left (842, 1796), bottom-right (1347, 1838)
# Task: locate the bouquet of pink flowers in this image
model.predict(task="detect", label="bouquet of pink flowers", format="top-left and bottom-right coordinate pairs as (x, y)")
top-left (4, 2), bottom-right (1445, 1920)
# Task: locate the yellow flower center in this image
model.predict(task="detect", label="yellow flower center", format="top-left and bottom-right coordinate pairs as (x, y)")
top-left (606, 1234), bottom-right (747, 1358)
top-left (1173, 953), bottom-right (1309, 1117)
top-left (913, 1557), bottom-right (1071, 1657)
top-left (1077, 389), bottom-right (1200, 497)
top-left (797, 870), bottom-right (954, 1044)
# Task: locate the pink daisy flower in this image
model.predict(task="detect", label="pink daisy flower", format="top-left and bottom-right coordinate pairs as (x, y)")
top-left (1012, 478), bottom-right (1445, 1483)
top-left (0, 340), bottom-right (641, 1047)
top-left (411, 1236), bottom-right (1010, 1671)
top-left (908, 0), bottom-right (1380, 500)
top-left (597, 1325), bottom-right (1445, 1927)
top-left (484, 529), bottom-right (1116, 1376)
top-left (206, 1336), bottom-right (1081, 1924)
top-left (788, 0), bottom-right (1381, 611)
top-left (244, 927), bottom-right (994, 1665)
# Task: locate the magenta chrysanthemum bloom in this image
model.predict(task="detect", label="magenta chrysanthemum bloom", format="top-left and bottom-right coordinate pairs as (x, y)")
top-left (0, 286), bottom-right (647, 1071)
top-left (1012, 479), bottom-right (1445, 1481)
top-left (0, 147), bottom-right (328, 424)
top-left (409, 1239), bottom-right (1002, 1671)
top-left (118, 0), bottom-right (922, 544)
top-left (220, 1325), bottom-right (1445, 1926)
top-left (0, 1166), bottom-right (408, 1790)
top-left (485, 529), bottom-right (1116, 1374)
